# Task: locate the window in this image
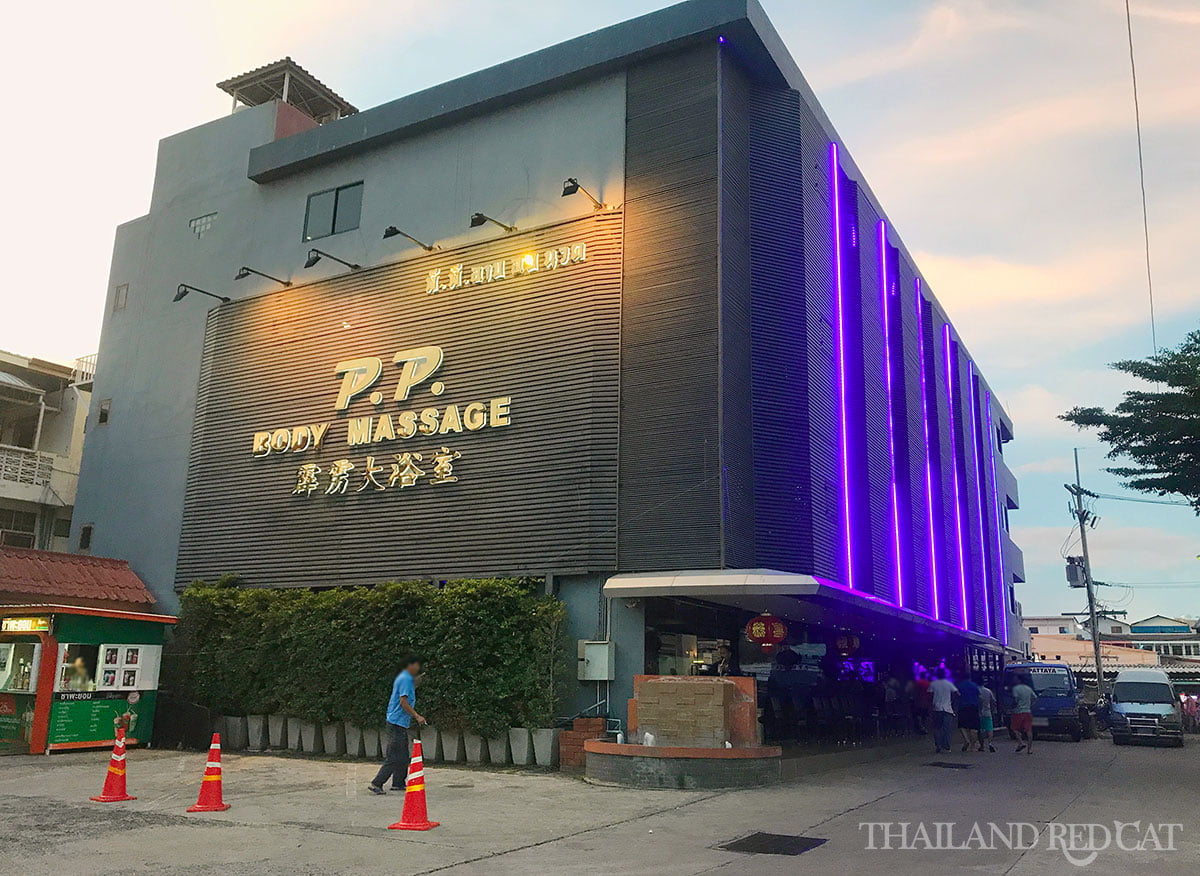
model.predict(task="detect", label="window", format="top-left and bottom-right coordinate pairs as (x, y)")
top-left (189, 212), bottom-right (217, 239)
top-left (112, 283), bottom-right (128, 313)
top-left (79, 524), bottom-right (93, 552)
top-left (52, 517), bottom-right (71, 539)
top-left (304, 182), bottom-right (363, 241)
top-left (1111, 626), bottom-right (1122, 634)
top-left (97, 399), bottom-right (111, 425)
top-left (0, 509), bottom-right (37, 547)
top-left (1029, 627), bottom-right (1039, 634)
top-left (1058, 626), bottom-right (1068, 634)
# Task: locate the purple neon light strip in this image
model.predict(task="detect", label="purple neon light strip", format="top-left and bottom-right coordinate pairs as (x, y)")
top-left (830, 142), bottom-right (855, 591)
top-left (914, 280), bottom-right (941, 620)
top-left (943, 325), bottom-right (970, 630)
top-left (986, 393), bottom-right (1009, 646)
top-left (878, 221), bottom-right (904, 607)
top-left (967, 363), bottom-right (992, 639)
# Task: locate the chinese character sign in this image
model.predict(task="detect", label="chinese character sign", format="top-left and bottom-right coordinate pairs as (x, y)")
top-left (292, 448), bottom-right (462, 498)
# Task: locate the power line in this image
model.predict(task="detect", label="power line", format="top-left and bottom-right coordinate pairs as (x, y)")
top-left (1124, 0), bottom-right (1158, 354)
top-left (1093, 491), bottom-right (1191, 507)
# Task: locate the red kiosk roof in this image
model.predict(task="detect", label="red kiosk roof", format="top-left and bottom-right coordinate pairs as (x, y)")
top-left (0, 547), bottom-right (156, 608)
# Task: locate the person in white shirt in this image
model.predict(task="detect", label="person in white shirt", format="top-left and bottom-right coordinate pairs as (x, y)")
top-left (928, 667), bottom-right (959, 754)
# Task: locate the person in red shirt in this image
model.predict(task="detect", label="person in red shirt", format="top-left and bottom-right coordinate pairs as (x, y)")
top-left (911, 672), bottom-right (933, 735)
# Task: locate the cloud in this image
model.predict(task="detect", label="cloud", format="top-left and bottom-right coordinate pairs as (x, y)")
top-left (1127, 0), bottom-right (1200, 26)
top-left (811, 1), bottom-right (1030, 90)
top-left (1013, 456), bottom-right (1076, 475)
top-left (1015, 524), bottom-right (1199, 577)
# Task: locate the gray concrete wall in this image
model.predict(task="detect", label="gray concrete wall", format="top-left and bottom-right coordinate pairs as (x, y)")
top-left (558, 573), bottom-right (644, 729)
top-left (72, 75), bottom-right (627, 610)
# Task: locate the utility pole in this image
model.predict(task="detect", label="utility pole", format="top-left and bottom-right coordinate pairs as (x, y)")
top-left (1066, 448), bottom-right (1106, 698)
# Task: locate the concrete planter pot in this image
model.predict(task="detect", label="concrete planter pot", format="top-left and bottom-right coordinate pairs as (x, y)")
top-left (532, 728), bottom-right (561, 767)
top-left (246, 715), bottom-right (268, 750)
top-left (440, 730), bottom-right (465, 762)
top-left (361, 727), bottom-right (382, 759)
top-left (420, 726), bottom-right (442, 762)
top-left (486, 733), bottom-right (511, 765)
top-left (463, 733), bottom-right (487, 763)
top-left (221, 715), bottom-right (248, 751)
top-left (299, 721), bottom-right (325, 754)
top-left (268, 714), bottom-right (288, 749)
top-left (344, 722), bottom-right (365, 757)
top-left (509, 728), bottom-right (534, 765)
top-left (287, 717), bottom-right (304, 751)
top-left (322, 722), bottom-right (346, 755)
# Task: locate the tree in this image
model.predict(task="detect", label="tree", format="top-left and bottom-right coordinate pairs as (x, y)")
top-left (1061, 329), bottom-right (1200, 512)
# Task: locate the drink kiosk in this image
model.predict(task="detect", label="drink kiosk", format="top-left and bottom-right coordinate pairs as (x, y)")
top-left (0, 604), bottom-right (176, 754)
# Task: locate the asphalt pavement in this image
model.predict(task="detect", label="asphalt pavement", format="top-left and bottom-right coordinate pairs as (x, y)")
top-left (0, 732), bottom-right (1195, 875)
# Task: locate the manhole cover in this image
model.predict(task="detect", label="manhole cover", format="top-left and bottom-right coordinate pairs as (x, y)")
top-left (717, 833), bottom-right (827, 856)
top-left (927, 761), bottom-right (972, 769)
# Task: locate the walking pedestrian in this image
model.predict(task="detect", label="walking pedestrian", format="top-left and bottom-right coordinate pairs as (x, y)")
top-left (929, 668), bottom-right (958, 754)
top-left (957, 673), bottom-right (981, 752)
top-left (1010, 674), bottom-right (1036, 755)
top-left (912, 672), bottom-right (933, 736)
top-left (977, 682), bottom-right (997, 752)
top-left (367, 656), bottom-right (427, 796)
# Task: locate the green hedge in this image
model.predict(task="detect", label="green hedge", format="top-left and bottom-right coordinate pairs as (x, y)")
top-left (169, 575), bottom-right (571, 738)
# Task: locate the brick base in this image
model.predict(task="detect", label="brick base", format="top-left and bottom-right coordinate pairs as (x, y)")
top-left (559, 717), bottom-right (608, 768)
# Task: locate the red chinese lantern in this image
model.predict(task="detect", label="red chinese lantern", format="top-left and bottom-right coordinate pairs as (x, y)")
top-left (745, 612), bottom-right (788, 654)
top-left (836, 634), bottom-right (861, 656)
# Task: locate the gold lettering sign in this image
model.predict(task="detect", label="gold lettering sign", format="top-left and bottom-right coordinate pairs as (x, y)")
top-left (425, 242), bottom-right (586, 295)
top-left (1, 616), bottom-right (50, 633)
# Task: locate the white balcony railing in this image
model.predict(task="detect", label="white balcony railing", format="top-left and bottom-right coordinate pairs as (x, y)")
top-left (72, 353), bottom-right (97, 385)
top-left (0, 446), bottom-right (53, 488)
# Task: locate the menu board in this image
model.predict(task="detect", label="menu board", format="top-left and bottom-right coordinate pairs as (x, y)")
top-left (48, 691), bottom-right (157, 745)
top-left (97, 645), bottom-right (161, 692)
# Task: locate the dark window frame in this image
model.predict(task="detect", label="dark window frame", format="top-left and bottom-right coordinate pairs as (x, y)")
top-left (79, 524), bottom-right (93, 552)
top-left (97, 399), bottom-right (112, 425)
top-left (112, 283), bottom-right (129, 313)
top-left (303, 181), bottom-right (364, 241)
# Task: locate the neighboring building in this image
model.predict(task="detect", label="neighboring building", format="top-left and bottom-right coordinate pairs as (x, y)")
top-left (1103, 616), bottom-right (1200, 661)
top-left (72, 0), bottom-right (1024, 720)
top-left (1024, 615), bottom-right (1084, 638)
top-left (1029, 633), bottom-right (1159, 668)
top-left (0, 350), bottom-right (91, 552)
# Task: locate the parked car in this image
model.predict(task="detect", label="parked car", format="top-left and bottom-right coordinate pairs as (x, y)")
top-left (1108, 668), bottom-right (1185, 747)
top-left (1001, 662), bottom-right (1094, 742)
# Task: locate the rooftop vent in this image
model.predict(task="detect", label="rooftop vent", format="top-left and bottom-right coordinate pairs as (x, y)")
top-left (217, 57), bottom-right (357, 125)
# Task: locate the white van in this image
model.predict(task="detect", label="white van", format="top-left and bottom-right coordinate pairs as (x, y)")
top-left (1108, 668), bottom-right (1184, 747)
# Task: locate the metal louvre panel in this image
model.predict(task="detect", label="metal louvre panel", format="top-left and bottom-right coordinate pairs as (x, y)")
top-left (898, 260), bottom-right (933, 618)
top-left (747, 86), bottom-right (812, 574)
top-left (175, 213), bottom-right (622, 588)
top-left (619, 47), bottom-right (722, 569)
top-left (718, 52), bottom-right (755, 569)
top-left (798, 102), bottom-right (840, 583)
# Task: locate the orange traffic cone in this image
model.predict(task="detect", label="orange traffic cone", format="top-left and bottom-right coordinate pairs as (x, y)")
top-left (90, 727), bottom-right (136, 802)
top-left (387, 738), bottom-right (439, 831)
top-left (187, 733), bottom-right (231, 812)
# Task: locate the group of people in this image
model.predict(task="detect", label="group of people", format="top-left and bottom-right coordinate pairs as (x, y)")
top-left (892, 667), bottom-right (1037, 755)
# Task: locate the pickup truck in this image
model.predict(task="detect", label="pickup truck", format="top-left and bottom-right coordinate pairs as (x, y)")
top-left (1000, 662), bottom-right (1095, 742)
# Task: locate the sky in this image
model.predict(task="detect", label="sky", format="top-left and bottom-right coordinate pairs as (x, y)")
top-left (1, 0), bottom-right (1196, 623)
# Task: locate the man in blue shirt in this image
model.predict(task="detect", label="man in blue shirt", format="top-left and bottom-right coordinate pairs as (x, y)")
top-left (957, 673), bottom-right (982, 752)
top-left (368, 656), bottom-right (427, 795)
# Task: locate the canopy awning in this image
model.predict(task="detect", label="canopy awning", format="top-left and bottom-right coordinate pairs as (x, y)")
top-left (604, 568), bottom-right (1000, 648)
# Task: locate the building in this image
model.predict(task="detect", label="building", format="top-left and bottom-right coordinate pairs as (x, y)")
top-left (1105, 616), bottom-right (1200, 661)
top-left (0, 350), bottom-right (91, 552)
top-left (1024, 615), bottom-right (1084, 638)
top-left (1029, 634), bottom-right (1159, 669)
top-left (72, 0), bottom-right (1024, 721)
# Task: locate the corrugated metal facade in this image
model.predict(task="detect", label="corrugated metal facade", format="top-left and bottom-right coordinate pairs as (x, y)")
top-left (177, 214), bottom-right (623, 587)
top-left (618, 47), bottom-right (723, 569)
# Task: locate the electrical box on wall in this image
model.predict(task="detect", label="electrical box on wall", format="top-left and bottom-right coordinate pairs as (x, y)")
top-left (577, 640), bottom-right (615, 681)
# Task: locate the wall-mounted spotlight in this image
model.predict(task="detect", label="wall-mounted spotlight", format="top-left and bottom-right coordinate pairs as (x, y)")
top-left (304, 248), bottom-right (361, 271)
top-left (561, 178), bottom-right (604, 210)
top-left (174, 284), bottom-right (229, 304)
top-left (469, 212), bottom-right (517, 233)
top-left (382, 226), bottom-right (438, 251)
top-left (234, 266), bottom-right (291, 286)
